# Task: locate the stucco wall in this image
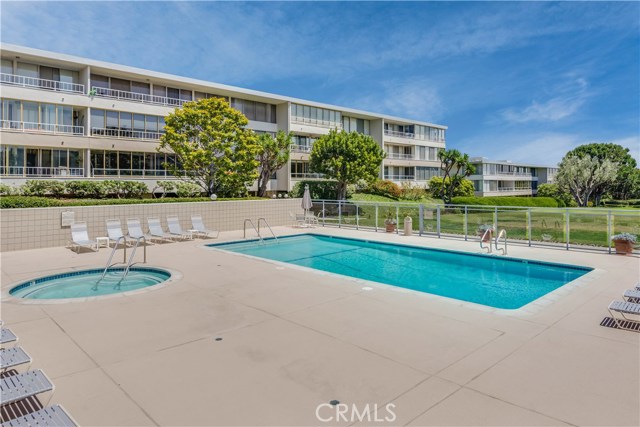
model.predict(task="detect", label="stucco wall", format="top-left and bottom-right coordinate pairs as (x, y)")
top-left (0, 199), bottom-right (301, 252)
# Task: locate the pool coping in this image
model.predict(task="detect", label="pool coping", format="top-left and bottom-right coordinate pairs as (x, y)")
top-left (2, 265), bottom-right (183, 304)
top-left (202, 232), bottom-right (602, 315)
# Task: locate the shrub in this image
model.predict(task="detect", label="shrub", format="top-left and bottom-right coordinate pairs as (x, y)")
top-left (428, 177), bottom-right (474, 199)
top-left (399, 182), bottom-right (427, 201)
top-left (118, 181), bottom-right (147, 199)
top-left (175, 182), bottom-right (202, 198)
top-left (153, 181), bottom-right (177, 198)
top-left (65, 181), bottom-right (107, 198)
top-left (451, 196), bottom-right (560, 207)
top-left (362, 180), bottom-right (402, 199)
top-left (291, 180), bottom-right (352, 200)
top-left (0, 196), bottom-right (64, 208)
top-left (0, 183), bottom-right (18, 196)
top-left (21, 180), bottom-right (51, 197)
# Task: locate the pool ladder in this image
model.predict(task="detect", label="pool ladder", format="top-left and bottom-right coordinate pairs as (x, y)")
top-left (95, 236), bottom-right (147, 287)
top-left (243, 218), bottom-right (278, 244)
top-left (479, 228), bottom-right (507, 255)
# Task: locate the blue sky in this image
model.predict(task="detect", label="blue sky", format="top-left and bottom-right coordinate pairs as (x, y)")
top-left (2, 1), bottom-right (638, 165)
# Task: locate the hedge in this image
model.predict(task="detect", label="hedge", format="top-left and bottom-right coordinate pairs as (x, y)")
top-left (450, 196), bottom-right (560, 208)
top-left (0, 196), bottom-right (264, 209)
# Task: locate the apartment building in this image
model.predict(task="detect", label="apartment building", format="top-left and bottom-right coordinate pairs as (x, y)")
top-left (468, 157), bottom-right (558, 197)
top-left (0, 44), bottom-right (448, 193)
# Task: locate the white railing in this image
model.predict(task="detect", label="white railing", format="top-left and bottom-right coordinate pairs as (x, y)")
top-left (291, 116), bottom-right (343, 129)
top-left (385, 153), bottom-right (414, 160)
top-left (496, 171), bottom-right (533, 177)
top-left (91, 86), bottom-right (187, 107)
top-left (384, 174), bottom-right (416, 181)
top-left (91, 127), bottom-right (163, 141)
top-left (1, 120), bottom-right (84, 135)
top-left (290, 172), bottom-right (325, 179)
top-left (290, 144), bottom-right (313, 153)
top-left (92, 168), bottom-right (186, 178)
top-left (0, 73), bottom-right (85, 94)
top-left (384, 129), bottom-right (445, 143)
top-left (0, 166), bottom-right (84, 177)
top-left (497, 187), bottom-right (533, 192)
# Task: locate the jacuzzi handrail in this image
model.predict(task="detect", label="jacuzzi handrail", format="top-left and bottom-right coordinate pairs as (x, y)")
top-left (97, 236), bottom-right (128, 285)
top-left (121, 236), bottom-right (147, 281)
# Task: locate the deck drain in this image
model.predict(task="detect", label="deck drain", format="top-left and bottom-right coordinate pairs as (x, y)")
top-left (362, 286), bottom-right (373, 291)
top-left (329, 400), bottom-right (340, 406)
top-left (215, 337), bottom-right (223, 341)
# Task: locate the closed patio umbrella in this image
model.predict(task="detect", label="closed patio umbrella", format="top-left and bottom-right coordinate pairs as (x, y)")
top-left (302, 184), bottom-right (313, 218)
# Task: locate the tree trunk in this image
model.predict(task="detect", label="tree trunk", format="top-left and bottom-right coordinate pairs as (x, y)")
top-left (336, 182), bottom-right (347, 200)
top-left (257, 168), bottom-right (270, 197)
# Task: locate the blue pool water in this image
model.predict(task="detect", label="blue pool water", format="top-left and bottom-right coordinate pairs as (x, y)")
top-left (10, 267), bottom-right (171, 300)
top-left (209, 234), bottom-right (591, 309)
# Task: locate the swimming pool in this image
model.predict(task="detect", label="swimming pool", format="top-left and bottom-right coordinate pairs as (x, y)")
top-left (209, 234), bottom-right (591, 309)
top-left (9, 267), bottom-right (172, 300)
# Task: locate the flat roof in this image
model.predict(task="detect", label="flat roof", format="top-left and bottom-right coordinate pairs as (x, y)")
top-left (469, 156), bottom-right (558, 169)
top-left (1, 43), bottom-right (447, 129)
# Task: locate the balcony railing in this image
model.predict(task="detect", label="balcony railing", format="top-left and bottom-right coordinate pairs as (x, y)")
top-left (384, 129), bottom-right (445, 143)
top-left (385, 153), bottom-right (414, 160)
top-left (0, 166), bottom-right (84, 177)
top-left (496, 171), bottom-right (533, 177)
top-left (92, 168), bottom-right (185, 178)
top-left (496, 187), bottom-right (533, 192)
top-left (91, 127), bottom-right (163, 141)
top-left (384, 174), bottom-right (416, 181)
top-left (290, 172), bottom-right (325, 179)
top-left (91, 86), bottom-right (187, 107)
top-left (0, 73), bottom-right (85, 94)
top-left (291, 116), bottom-right (343, 129)
top-left (1, 120), bottom-right (84, 135)
top-left (290, 144), bottom-right (313, 153)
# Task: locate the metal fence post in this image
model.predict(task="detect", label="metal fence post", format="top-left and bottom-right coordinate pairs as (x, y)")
top-left (356, 203), bottom-right (359, 230)
top-left (527, 208), bottom-right (532, 247)
top-left (493, 206), bottom-right (498, 231)
top-left (565, 208), bottom-right (570, 250)
top-left (375, 204), bottom-right (378, 232)
top-left (437, 205), bottom-right (441, 238)
top-left (419, 204), bottom-right (424, 236)
top-left (338, 200), bottom-right (342, 228)
top-left (464, 205), bottom-right (468, 241)
top-left (395, 205), bottom-right (399, 235)
top-left (607, 210), bottom-right (612, 254)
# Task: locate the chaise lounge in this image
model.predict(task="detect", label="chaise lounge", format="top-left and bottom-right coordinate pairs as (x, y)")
top-left (191, 215), bottom-right (219, 238)
top-left (608, 300), bottom-right (640, 331)
top-left (68, 222), bottom-right (98, 253)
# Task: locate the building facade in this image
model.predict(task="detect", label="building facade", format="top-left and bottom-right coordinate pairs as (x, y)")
top-left (0, 44), bottom-right (448, 193)
top-left (468, 157), bottom-right (558, 197)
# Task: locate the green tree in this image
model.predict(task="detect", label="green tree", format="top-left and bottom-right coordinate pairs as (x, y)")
top-left (256, 131), bottom-right (291, 197)
top-left (158, 97), bottom-right (260, 197)
top-left (309, 129), bottom-right (385, 200)
top-left (567, 143), bottom-right (637, 202)
top-left (437, 149), bottom-right (476, 204)
top-left (536, 183), bottom-right (574, 207)
top-left (555, 155), bottom-right (618, 207)
top-left (429, 176), bottom-right (474, 199)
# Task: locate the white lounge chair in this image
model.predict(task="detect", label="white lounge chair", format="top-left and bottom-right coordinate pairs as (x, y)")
top-left (0, 369), bottom-right (54, 406)
top-left (167, 216), bottom-right (191, 240)
top-left (190, 215), bottom-right (219, 239)
top-left (106, 219), bottom-right (129, 247)
top-left (2, 404), bottom-right (77, 427)
top-left (1, 328), bottom-right (18, 345)
top-left (1, 347), bottom-right (32, 371)
top-left (147, 217), bottom-right (175, 242)
top-left (608, 300), bottom-right (640, 331)
top-left (623, 289), bottom-right (640, 302)
top-left (69, 222), bottom-right (98, 253)
top-left (289, 212), bottom-right (306, 228)
top-left (126, 218), bottom-right (154, 244)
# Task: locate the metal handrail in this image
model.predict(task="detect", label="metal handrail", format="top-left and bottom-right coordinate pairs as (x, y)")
top-left (480, 229), bottom-right (493, 253)
top-left (257, 218), bottom-right (278, 243)
top-left (243, 219), bottom-right (263, 243)
top-left (121, 236), bottom-right (147, 281)
top-left (95, 236), bottom-right (128, 287)
top-left (495, 229), bottom-right (507, 255)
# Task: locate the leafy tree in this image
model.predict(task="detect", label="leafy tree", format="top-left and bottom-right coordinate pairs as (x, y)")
top-left (158, 97), bottom-right (260, 197)
top-left (256, 131), bottom-right (291, 197)
top-left (567, 143), bottom-right (637, 202)
top-left (536, 183), bottom-right (574, 207)
top-left (437, 149), bottom-right (476, 204)
top-left (612, 166), bottom-right (640, 201)
top-left (429, 176), bottom-right (474, 199)
top-left (309, 129), bottom-right (385, 200)
top-left (555, 155), bottom-right (618, 207)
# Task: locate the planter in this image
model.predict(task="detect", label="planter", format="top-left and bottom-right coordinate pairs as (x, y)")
top-left (613, 240), bottom-right (634, 256)
top-left (385, 223), bottom-right (397, 233)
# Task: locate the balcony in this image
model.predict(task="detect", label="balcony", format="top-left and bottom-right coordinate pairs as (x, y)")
top-left (91, 86), bottom-right (187, 108)
top-left (385, 153), bottom-right (414, 160)
top-left (291, 116), bottom-right (342, 129)
top-left (496, 171), bottom-right (533, 177)
top-left (1, 73), bottom-right (85, 94)
top-left (290, 172), bottom-right (325, 179)
top-left (384, 129), bottom-right (445, 143)
top-left (1, 166), bottom-right (84, 177)
top-left (91, 127), bottom-right (163, 141)
top-left (384, 174), bottom-right (415, 181)
top-left (92, 168), bottom-right (185, 178)
top-left (290, 144), bottom-right (313, 153)
top-left (497, 187), bottom-right (533, 192)
top-left (1, 120), bottom-right (84, 135)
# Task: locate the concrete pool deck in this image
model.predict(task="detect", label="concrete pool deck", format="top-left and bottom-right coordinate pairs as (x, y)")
top-left (1, 226), bottom-right (638, 426)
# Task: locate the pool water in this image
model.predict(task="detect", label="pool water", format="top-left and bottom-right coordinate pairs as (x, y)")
top-left (209, 234), bottom-right (591, 309)
top-left (10, 267), bottom-right (171, 300)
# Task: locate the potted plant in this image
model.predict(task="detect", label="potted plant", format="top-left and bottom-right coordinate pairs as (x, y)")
top-left (477, 224), bottom-right (494, 242)
top-left (611, 233), bottom-right (637, 256)
top-left (384, 212), bottom-right (397, 233)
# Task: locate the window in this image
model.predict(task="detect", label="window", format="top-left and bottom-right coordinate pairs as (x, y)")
top-left (106, 111), bottom-right (119, 129)
top-left (179, 89), bottom-right (192, 101)
top-left (131, 81), bottom-right (150, 95)
top-left (39, 66), bottom-right (60, 82)
top-left (145, 115), bottom-right (158, 132)
top-left (120, 112), bottom-right (132, 129)
top-left (133, 114), bottom-right (145, 132)
top-left (68, 150), bottom-right (82, 169)
top-left (91, 109), bottom-right (106, 129)
top-left (59, 69), bottom-right (78, 84)
top-left (22, 102), bottom-right (38, 124)
top-left (16, 62), bottom-right (38, 78)
top-left (110, 78), bottom-right (130, 92)
top-left (153, 85), bottom-right (166, 98)
top-left (292, 104), bottom-right (340, 127)
top-left (1, 58), bottom-right (12, 74)
top-left (90, 74), bottom-right (109, 89)
top-left (40, 104), bottom-right (56, 126)
top-left (166, 87), bottom-right (179, 100)
top-left (416, 167), bottom-right (440, 181)
top-left (58, 106), bottom-right (73, 127)
top-left (52, 149), bottom-right (68, 168)
top-left (231, 98), bottom-right (276, 123)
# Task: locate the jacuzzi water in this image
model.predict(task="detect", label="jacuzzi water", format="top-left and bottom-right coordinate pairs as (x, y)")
top-left (9, 267), bottom-right (171, 300)
top-left (209, 234), bottom-right (592, 309)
